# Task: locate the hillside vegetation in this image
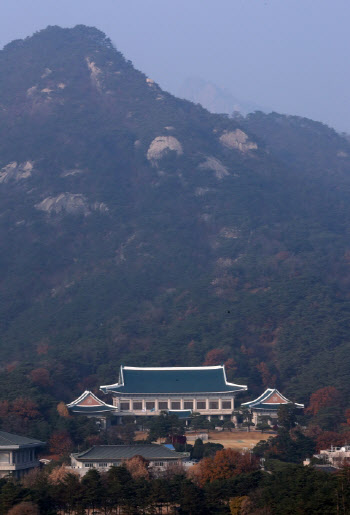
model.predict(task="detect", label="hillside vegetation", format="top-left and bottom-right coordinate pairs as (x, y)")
top-left (1, 26), bottom-right (350, 432)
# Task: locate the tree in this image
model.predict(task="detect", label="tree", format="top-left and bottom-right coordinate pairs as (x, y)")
top-left (146, 413), bottom-right (185, 442)
top-left (256, 416), bottom-right (271, 433)
top-left (7, 502), bottom-right (39, 515)
top-left (277, 404), bottom-right (297, 430)
top-left (49, 431), bottom-right (73, 456)
top-left (117, 423), bottom-right (136, 445)
top-left (193, 449), bottom-right (259, 486)
top-left (56, 401), bottom-right (70, 418)
top-left (0, 481), bottom-right (25, 515)
top-left (81, 469), bottom-right (105, 513)
top-left (29, 368), bottom-right (51, 388)
top-left (191, 438), bottom-right (205, 460)
top-left (125, 455), bottom-right (150, 480)
top-left (306, 387), bottom-right (342, 416)
top-left (240, 407), bottom-right (254, 432)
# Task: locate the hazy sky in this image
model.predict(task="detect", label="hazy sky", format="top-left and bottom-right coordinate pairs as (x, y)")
top-left (0, 0), bottom-right (349, 132)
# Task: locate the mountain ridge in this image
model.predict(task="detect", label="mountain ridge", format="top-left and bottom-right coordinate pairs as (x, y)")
top-left (0, 25), bottom-right (350, 414)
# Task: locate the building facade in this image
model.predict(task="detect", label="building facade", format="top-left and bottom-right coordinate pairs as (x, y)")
top-left (100, 365), bottom-right (247, 421)
top-left (70, 444), bottom-right (186, 476)
top-left (0, 431), bottom-right (45, 479)
top-left (241, 388), bottom-right (304, 426)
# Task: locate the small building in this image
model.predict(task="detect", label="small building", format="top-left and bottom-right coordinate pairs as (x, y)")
top-left (0, 431), bottom-right (45, 479)
top-left (316, 445), bottom-right (350, 468)
top-left (100, 365), bottom-right (247, 422)
top-left (241, 388), bottom-right (304, 426)
top-left (67, 390), bottom-right (118, 429)
top-left (70, 444), bottom-right (186, 476)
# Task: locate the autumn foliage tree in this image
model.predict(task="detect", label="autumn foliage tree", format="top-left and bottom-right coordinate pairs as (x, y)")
top-left (49, 431), bottom-right (73, 456)
top-left (7, 502), bottom-right (39, 515)
top-left (1, 398), bottom-right (41, 433)
top-left (191, 448), bottom-right (259, 486)
top-left (56, 401), bottom-right (70, 418)
top-left (203, 348), bottom-right (228, 365)
top-left (306, 387), bottom-right (342, 416)
top-left (125, 455), bottom-right (150, 480)
top-left (315, 431), bottom-right (347, 452)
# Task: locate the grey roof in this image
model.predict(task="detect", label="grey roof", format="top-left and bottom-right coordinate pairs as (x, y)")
top-left (0, 430), bottom-right (45, 448)
top-left (101, 366), bottom-right (247, 395)
top-left (74, 444), bottom-right (183, 461)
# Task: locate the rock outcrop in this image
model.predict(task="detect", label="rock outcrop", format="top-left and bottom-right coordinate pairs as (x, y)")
top-left (219, 129), bottom-right (257, 152)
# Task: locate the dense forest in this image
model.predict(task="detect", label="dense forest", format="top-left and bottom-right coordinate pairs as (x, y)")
top-left (1, 24), bottom-right (350, 445)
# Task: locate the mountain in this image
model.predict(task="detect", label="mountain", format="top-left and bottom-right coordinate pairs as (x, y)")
top-left (177, 77), bottom-right (265, 116)
top-left (1, 25), bottom-right (350, 411)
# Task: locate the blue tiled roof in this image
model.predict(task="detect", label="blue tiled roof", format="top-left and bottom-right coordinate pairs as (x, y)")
top-left (67, 390), bottom-right (117, 414)
top-left (241, 388), bottom-right (304, 410)
top-left (69, 405), bottom-right (116, 413)
top-left (101, 366), bottom-right (247, 395)
top-left (168, 410), bottom-right (192, 419)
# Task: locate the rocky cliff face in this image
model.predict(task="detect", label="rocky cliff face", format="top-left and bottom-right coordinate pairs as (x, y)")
top-left (1, 26), bottom-right (350, 401)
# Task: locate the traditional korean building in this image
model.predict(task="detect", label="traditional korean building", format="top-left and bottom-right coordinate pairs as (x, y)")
top-left (70, 443), bottom-right (186, 476)
top-left (100, 365), bottom-right (247, 421)
top-left (241, 388), bottom-right (304, 426)
top-left (0, 431), bottom-right (45, 479)
top-left (67, 390), bottom-right (117, 428)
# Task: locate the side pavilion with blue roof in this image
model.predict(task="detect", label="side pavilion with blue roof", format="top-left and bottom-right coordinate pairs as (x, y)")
top-left (241, 388), bottom-right (304, 426)
top-left (67, 391), bottom-right (118, 429)
top-left (100, 365), bottom-right (247, 422)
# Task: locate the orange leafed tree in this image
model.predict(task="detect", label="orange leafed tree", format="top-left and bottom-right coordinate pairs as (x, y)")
top-left (306, 387), bottom-right (342, 416)
top-left (316, 431), bottom-right (346, 452)
top-left (125, 455), bottom-right (150, 480)
top-left (11, 398), bottom-right (40, 421)
top-left (57, 402), bottom-right (70, 418)
top-left (203, 348), bottom-right (228, 365)
top-left (7, 502), bottom-right (39, 515)
top-left (49, 431), bottom-right (73, 456)
top-left (256, 362), bottom-right (276, 388)
top-left (48, 465), bottom-right (78, 484)
top-left (192, 448), bottom-right (259, 486)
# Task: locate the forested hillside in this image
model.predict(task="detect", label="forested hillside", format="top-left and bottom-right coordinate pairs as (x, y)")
top-left (1, 26), bottom-right (350, 436)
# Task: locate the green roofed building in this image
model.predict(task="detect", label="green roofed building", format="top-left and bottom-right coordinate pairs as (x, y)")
top-left (67, 390), bottom-right (117, 429)
top-left (241, 388), bottom-right (304, 426)
top-left (100, 365), bottom-right (247, 422)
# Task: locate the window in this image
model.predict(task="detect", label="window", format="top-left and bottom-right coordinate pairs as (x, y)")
top-left (146, 402), bottom-right (155, 410)
top-left (0, 452), bottom-right (10, 463)
top-left (196, 401), bottom-right (206, 410)
top-left (222, 401), bottom-right (231, 409)
top-left (84, 463), bottom-right (94, 468)
top-left (120, 402), bottom-right (130, 411)
top-left (98, 463), bottom-right (108, 468)
top-left (158, 401), bottom-right (168, 410)
top-left (133, 402), bottom-right (142, 410)
top-left (171, 401), bottom-right (181, 410)
top-left (184, 401), bottom-right (193, 409)
top-left (153, 461), bottom-right (164, 467)
top-left (209, 401), bottom-right (219, 410)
